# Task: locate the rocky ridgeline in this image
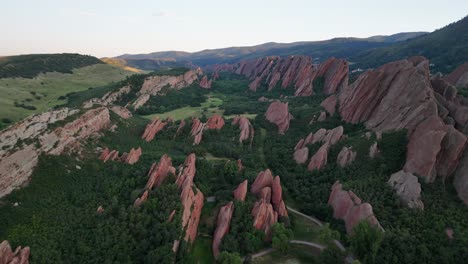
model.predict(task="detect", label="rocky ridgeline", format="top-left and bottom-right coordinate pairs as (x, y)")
top-left (213, 56), bottom-right (348, 96)
top-left (265, 101), bottom-right (293, 134)
top-left (328, 181), bottom-right (383, 234)
top-left (141, 117), bottom-right (170, 142)
top-left (191, 115), bottom-right (225, 145)
top-left (0, 107), bottom-right (111, 198)
top-left (99, 147), bottom-right (142, 165)
top-left (0, 240), bottom-right (30, 264)
top-left (231, 116), bottom-right (254, 144)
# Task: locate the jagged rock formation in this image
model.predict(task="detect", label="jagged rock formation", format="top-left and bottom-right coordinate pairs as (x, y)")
top-left (199, 75), bottom-right (212, 89)
top-left (133, 190), bottom-right (149, 207)
top-left (337, 147), bottom-right (357, 168)
top-left (388, 170), bottom-right (424, 209)
top-left (339, 57), bottom-right (437, 133)
top-left (0, 107), bottom-right (111, 198)
top-left (212, 202), bottom-right (234, 258)
top-left (328, 181), bottom-right (383, 234)
top-left (83, 86), bottom-right (131, 108)
top-left (232, 116), bottom-right (255, 144)
top-left (132, 68), bottom-right (203, 109)
top-left (316, 57), bottom-right (349, 94)
top-left (308, 143), bottom-right (329, 171)
top-left (190, 118), bottom-right (206, 145)
top-left (141, 117), bottom-right (169, 142)
top-left (251, 169), bottom-right (288, 238)
top-left (320, 95), bottom-right (338, 116)
top-left (0, 240), bottom-right (30, 264)
top-left (206, 115), bottom-right (225, 130)
top-left (110, 105), bottom-right (132, 119)
top-left (444, 62), bottom-right (468, 88)
top-left (233, 180), bottom-right (248, 202)
top-left (265, 101), bottom-right (293, 134)
top-left (454, 149), bottom-right (468, 205)
top-left (99, 147), bottom-right (142, 165)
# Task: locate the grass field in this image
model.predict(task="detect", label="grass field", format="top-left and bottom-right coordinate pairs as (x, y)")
top-left (0, 64), bottom-right (132, 125)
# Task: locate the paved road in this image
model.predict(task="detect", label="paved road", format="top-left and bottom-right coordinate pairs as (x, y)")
top-left (289, 240), bottom-right (326, 251)
top-left (286, 206), bottom-right (323, 227)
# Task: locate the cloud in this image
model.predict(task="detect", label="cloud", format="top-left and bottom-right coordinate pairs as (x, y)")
top-left (152, 10), bottom-right (172, 17)
top-left (78, 11), bottom-right (97, 17)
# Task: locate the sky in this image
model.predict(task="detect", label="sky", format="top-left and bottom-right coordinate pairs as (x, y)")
top-left (1, 0), bottom-right (468, 57)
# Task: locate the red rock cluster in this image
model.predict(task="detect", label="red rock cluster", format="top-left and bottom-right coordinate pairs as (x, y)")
top-left (250, 169), bottom-right (288, 238)
top-left (141, 117), bottom-right (169, 142)
top-left (232, 116), bottom-right (255, 144)
top-left (110, 105), bottom-right (132, 119)
top-left (265, 101), bottom-right (293, 134)
top-left (337, 147), bottom-right (356, 168)
top-left (443, 62), bottom-right (468, 88)
top-left (191, 118), bottom-right (206, 145)
top-left (212, 201), bottom-right (234, 258)
top-left (199, 75), bottom-right (213, 89)
top-left (316, 57), bottom-right (349, 94)
top-left (233, 180), bottom-right (248, 202)
top-left (206, 115), bottom-right (225, 130)
top-left (0, 240), bottom-right (30, 264)
top-left (99, 147), bottom-right (142, 165)
top-left (328, 181), bottom-right (383, 234)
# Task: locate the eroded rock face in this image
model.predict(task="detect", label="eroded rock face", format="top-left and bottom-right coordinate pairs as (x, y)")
top-left (233, 180), bottom-right (248, 202)
top-left (176, 120), bottom-right (186, 137)
top-left (388, 170), bottom-right (424, 209)
top-left (110, 106), bottom-right (132, 119)
top-left (293, 147), bottom-right (309, 164)
top-left (132, 68), bottom-right (203, 109)
top-left (337, 147), bottom-right (356, 168)
top-left (176, 153), bottom-right (197, 191)
top-left (232, 116), bottom-right (255, 144)
top-left (0, 107), bottom-right (110, 198)
top-left (83, 86), bottom-right (131, 108)
top-left (0, 240), bottom-right (30, 264)
top-left (252, 201), bottom-right (278, 239)
top-left (339, 57), bottom-right (438, 133)
top-left (145, 154), bottom-right (175, 190)
top-left (328, 181), bottom-right (383, 234)
top-left (320, 95), bottom-right (338, 116)
top-left (454, 149), bottom-right (468, 205)
top-left (444, 62), bottom-right (468, 88)
top-left (271, 176), bottom-right (287, 217)
top-left (191, 118), bottom-right (206, 145)
top-left (99, 147), bottom-right (142, 165)
top-left (133, 190), bottom-right (149, 207)
top-left (436, 125), bottom-right (467, 178)
top-left (199, 75), bottom-right (212, 89)
top-left (316, 57), bottom-right (349, 94)
top-left (308, 143), bottom-right (329, 171)
top-left (265, 101), bottom-right (293, 134)
top-left (212, 202), bottom-right (234, 258)
top-left (125, 147), bottom-right (142, 165)
top-left (141, 117), bottom-right (168, 142)
top-left (206, 115), bottom-right (225, 130)
top-left (180, 185), bottom-right (204, 242)
top-left (251, 169), bottom-right (274, 194)
top-left (317, 111), bottom-right (327, 122)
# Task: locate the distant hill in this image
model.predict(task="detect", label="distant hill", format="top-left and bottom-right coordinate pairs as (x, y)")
top-left (352, 16), bottom-right (468, 73)
top-left (117, 32), bottom-right (427, 69)
top-left (0, 53), bottom-right (103, 78)
top-left (100, 57), bottom-right (142, 73)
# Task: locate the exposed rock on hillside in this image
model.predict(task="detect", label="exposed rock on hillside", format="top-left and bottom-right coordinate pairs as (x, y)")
top-left (339, 57), bottom-right (437, 133)
top-left (233, 180), bottom-right (248, 202)
top-left (271, 176), bottom-right (288, 217)
top-left (0, 107), bottom-right (111, 198)
top-left (444, 62), bottom-right (468, 88)
top-left (0, 240), bottom-right (30, 264)
top-left (145, 154), bottom-right (175, 190)
top-left (337, 147), bottom-right (356, 168)
top-left (265, 101), bottom-right (293, 134)
top-left (328, 181), bottom-right (383, 234)
top-left (252, 200), bottom-right (277, 239)
top-left (175, 120), bottom-right (186, 137)
top-left (316, 57), bottom-right (349, 94)
top-left (454, 149), bottom-right (468, 205)
top-left (293, 147), bottom-right (309, 164)
top-left (141, 117), bottom-right (169, 142)
top-left (199, 75), bottom-right (212, 89)
top-left (212, 202), bottom-right (234, 258)
top-left (110, 105), bottom-right (132, 119)
top-left (132, 68), bottom-right (203, 110)
top-left (83, 86), bottom-right (131, 108)
top-left (191, 118), bottom-right (206, 145)
top-left (320, 95), bottom-right (338, 116)
top-left (99, 147), bottom-right (142, 165)
top-left (206, 115), bottom-right (225, 130)
top-left (251, 169), bottom-right (274, 195)
top-left (232, 116), bottom-right (255, 144)
top-left (388, 170), bottom-right (424, 209)
top-left (308, 143), bottom-right (329, 171)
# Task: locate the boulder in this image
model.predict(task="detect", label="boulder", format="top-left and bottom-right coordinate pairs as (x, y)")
top-left (323, 126), bottom-right (344, 146)
top-left (233, 180), bottom-right (248, 202)
top-left (265, 101), bottom-right (293, 134)
top-left (206, 115), bottom-right (225, 130)
top-left (312, 129), bottom-right (327, 144)
top-left (454, 149), bottom-right (468, 205)
top-left (308, 143), bottom-right (329, 171)
top-left (320, 95), bottom-right (338, 116)
top-left (141, 117), bottom-right (168, 142)
top-left (251, 169), bottom-right (274, 194)
top-left (316, 57), bottom-right (349, 94)
top-left (260, 187), bottom-right (272, 203)
top-left (328, 181), bottom-right (383, 234)
top-left (369, 142), bottom-right (379, 159)
top-left (212, 202), bottom-right (234, 258)
top-left (168, 210), bottom-right (176, 222)
top-left (232, 116), bottom-right (255, 144)
top-left (388, 170), bottom-right (424, 209)
top-left (175, 120), bottom-right (186, 137)
top-left (293, 147), bottom-right (309, 164)
top-left (199, 75), bottom-right (212, 89)
top-left (337, 147), bottom-right (356, 168)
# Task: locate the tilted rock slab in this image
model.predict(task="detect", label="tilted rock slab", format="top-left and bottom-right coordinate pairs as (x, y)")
top-left (316, 57), bottom-right (349, 95)
top-left (141, 117), bottom-right (168, 142)
top-left (233, 180), bottom-right (248, 202)
top-left (337, 147), bottom-right (357, 168)
top-left (444, 62), bottom-right (468, 88)
top-left (265, 101), bottom-right (293, 134)
top-left (232, 116), bottom-right (255, 144)
top-left (0, 240), bottom-right (30, 264)
top-left (212, 202), bottom-right (234, 258)
top-left (206, 115), bottom-right (225, 130)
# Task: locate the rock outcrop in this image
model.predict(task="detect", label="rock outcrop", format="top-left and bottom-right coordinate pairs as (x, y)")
top-left (320, 95), bottom-right (338, 116)
top-left (110, 105), bottom-right (132, 119)
top-left (206, 115), bottom-right (225, 130)
top-left (199, 75), bottom-right (213, 89)
top-left (316, 57), bottom-right (349, 94)
top-left (191, 118), bottom-right (206, 145)
top-left (132, 68), bottom-right (203, 109)
top-left (454, 149), bottom-right (468, 205)
top-left (0, 240), bottom-right (30, 264)
top-left (233, 180), bottom-right (248, 202)
top-left (0, 107), bottom-right (110, 198)
top-left (293, 147), bottom-right (309, 164)
top-left (369, 142), bottom-right (379, 159)
top-left (252, 200), bottom-right (278, 239)
top-left (232, 116), bottom-right (255, 144)
top-left (141, 117), bottom-right (169, 142)
top-left (328, 181), bottom-right (383, 234)
top-left (265, 101), bottom-right (293, 134)
top-left (145, 154), bottom-right (176, 190)
top-left (271, 176), bottom-right (288, 217)
top-left (308, 143), bottom-right (329, 171)
top-left (83, 86), bottom-right (131, 108)
top-left (251, 169), bottom-right (274, 195)
top-left (444, 62), bottom-right (468, 88)
top-left (99, 147), bottom-right (142, 165)
top-left (212, 202), bottom-right (234, 258)
top-left (388, 170), bottom-right (424, 209)
top-left (337, 147), bottom-right (357, 168)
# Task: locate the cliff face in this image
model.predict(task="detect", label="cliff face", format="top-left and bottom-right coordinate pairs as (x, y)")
top-left (0, 107), bottom-right (111, 198)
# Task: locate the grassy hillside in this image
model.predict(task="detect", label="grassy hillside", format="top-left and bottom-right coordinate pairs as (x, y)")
top-left (0, 64), bottom-right (132, 127)
top-left (100, 57), bottom-right (143, 73)
top-left (0, 53), bottom-right (103, 78)
top-left (353, 16), bottom-right (468, 73)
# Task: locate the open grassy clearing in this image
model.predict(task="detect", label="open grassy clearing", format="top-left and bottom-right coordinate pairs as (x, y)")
top-left (0, 64), bottom-right (132, 124)
top-left (142, 96), bottom-right (224, 120)
top-left (252, 244), bottom-right (321, 264)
